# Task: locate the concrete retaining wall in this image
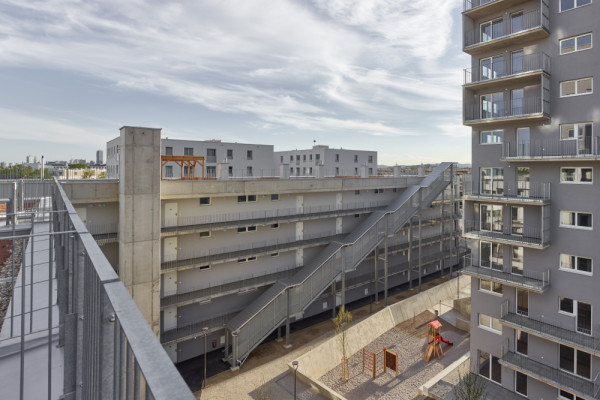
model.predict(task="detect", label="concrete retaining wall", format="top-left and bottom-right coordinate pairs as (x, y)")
top-left (453, 297), bottom-right (471, 319)
top-left (290, 275), bottom-right (470, 384)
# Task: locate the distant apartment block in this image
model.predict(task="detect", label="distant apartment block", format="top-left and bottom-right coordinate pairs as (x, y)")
top-left (274, 145), bottom-right (377, 177)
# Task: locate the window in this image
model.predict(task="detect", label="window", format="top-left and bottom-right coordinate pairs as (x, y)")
top-left (271, 194), bottom-right (279, 201)
top-left (355, 190), bottom-right (360, 195)
top-left (512, 247), bottom-right (523, 275)
top-left (559, 389), bottom-right (586, 400)
top-left (309, 167), bottom-right (313, 175)
top-left (296, 167), bottom-right (300, 175)
top-left (478, 350), bottom-right (501, 383)
top-left (303, 154), bottom-right (306, 161)
top-left (479, 279), bottom-right (503, 295)
top-left (199, 231), bottom-right (211, 238)
top-left (480, 204), bottom-right (503, 232)
top-left (355, 214), bottom-right (360, 218)
top-left (560, 78), bottom-right (593, 97)
top-left (517, 167), bottom-right (530, 197)
top-left (511, 89), bottom-right (523, 115)
top-left (237, 227), bottom-right (246, 233)
top-left (248, 195), bottom-right (256, 202)
top-left (515, 371), bottom-right (527, 396)
top-left (374, 188), bottom-right (384, 194)
top-left (335, 154), bottom-right (340, 162)
top-left (271, 223), bottom-right (279, 229)
top-left (560, 33), bottom-right (592, 54)
top-left (480, 18), bottom-right (503, 42)
top-left (479, 313), bottom-right (502, 333)
top-left (206, 166), bottom-right (216, 178)
top-left (481, 241), bottom-right (503, 270)
top-left (247, 150), bottom-right (253, 160)
top-left (480, 130), bottom-right (503, 144)
top-left (559, 344), bottom-right (591, 379)
top-left (560, 211), bottom-right (592, 229)
top-left (199, 197), bottom-right (211, 205)
top-left (247, 226), bottom-right (257, 232)
top-left (316, 154), bottom-right (320, 161)
top-left (560, 0), bottom-right (592, 12)
top-left (199, 265), bottom-right (210, 271)
top-left (368, 168), bottom-right (373, 174)
top-left (354, 168), bottom-right (358, 175)
top-left (290, 155), bottom-right (293, 162)
top-left (481, 92), bottom-right (504, 118)
top-left (227, 149), bottom-right (233, 159)
top-left (480, 55), bottom-right (504, 81)
top-left (368, 155), bottom-right (373, 163)
top-left (270, 252), bottom-right (279, 257)
top-left (516, 330), bottom-right (528, 356)
top-left (512, 206), bottom-right (523, 235)
top-left (511, 11), bottom-right (523, 34)
top-left (296, 155), bottom-right (300, 161)
top-left (206, 148), bottom-right (216, 160)
top-left (480, 167), bottom-right (503, 195)
top-left (517, 289), bottom-right (528, 316)
top-left (166, 147), bottom-right (173, 156)
top-left (304, 167), bottom-right (307, 175)
top-left (237, 195), bottom-right (247, 203)
top-left (184, 147), bottom-right (194, 156)
top-left (560, 297), bottom-right (574, 314)
top-left (354, 155), bottom-right (358, 163)
top-left (228, 166), bottom-right (233, 177)
top-left (309, 154), bottom-right (313, 160)
top-left (512, 50), bottom-right (524, 74)
top-left (560, 253), bottom-right (592, 274)
top-left (280, 156), bottom-right (283, 163)
top-left (247, 166), bottom-right (253, 176)
top-left (165, 165), bottom-right (173, 178)
top-left (237, 257), bottom-right (257, 263)
top-left (561, 122), bottom-right (593, 140)
top-left (183, 166), bottom-right (194, 177)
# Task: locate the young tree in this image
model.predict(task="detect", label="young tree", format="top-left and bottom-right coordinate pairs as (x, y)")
top-left (334, 306), bottom-right (352, 381)
top-left (98, 171), bottom-right (106, 179)
top-left (81, 170), bottom-right (93, 179)
top-left (452, 371), bottom-right (487, 400)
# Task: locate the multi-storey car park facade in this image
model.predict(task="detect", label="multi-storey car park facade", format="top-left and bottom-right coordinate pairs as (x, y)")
top-left (81, 127), bottom-right (463, 369)
top-left (462, 0), bottom-right (599, 399)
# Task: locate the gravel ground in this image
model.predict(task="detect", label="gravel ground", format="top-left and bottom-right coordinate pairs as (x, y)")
top-left (319, 311), bottom-right (469, 400)
top-left (0, 238), bottom-right (27, 330)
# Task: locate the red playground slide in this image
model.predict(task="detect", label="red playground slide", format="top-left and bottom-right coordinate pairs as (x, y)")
top-left (439, 335), bottom-right (453, 346)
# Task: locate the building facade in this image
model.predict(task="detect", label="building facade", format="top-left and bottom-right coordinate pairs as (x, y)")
top-left (274, 145), bottom-right (377, 177)
top-left (462, 1), bottom-right (600, 399)
top-left (90, 127), bottom-right (461, 368)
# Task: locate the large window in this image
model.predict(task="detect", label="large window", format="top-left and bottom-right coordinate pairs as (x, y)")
top-left (560, 0), bottom-right (592, 12)
top-left (559, 297), bottom-right (592, 334)
top-left (480, 55), bottom-right (504, 80)
top-left (480, 19), bottom-right (503, 42)
top-left (517, 167), bottom-right (530, 197)
top-left (480, 167), bottom-right (504, 195)
top-left (206, 166), bottom-right (216, 178)
top-left (247, 150), bottom-right (253, 160)
top-left (511, 89), bottom-right (524, 115)
top-left (561, 167), bottom-right (593, 184)
top-left (512, 247), bottom-right (524, 275)
top-left (478, 350), bottom-right (502, 383)
top-left (480, 279), bottom-right (503, 295)
top-left (559, 344), bottom-right (591, 379)
top-left (165, 165), bottom-right (173, 178)
top-left (560, 122), bottom-right (593, 155)
top-left (481, 241), bottom-right (503, 270)
top-left (511, 11), bottom-right (523, 34)
top-left (165, 146), bottom-right (173, 156)
top-left (481, 204), bottom-right (503, 232)
top-left (184, 147), bottom-right (194, 156)
top-left (559, 389), bottom-right (586, 400)
top-left (560, 254), bottom-right (592, 274)
top-left (517, 289), bottom-right (528, 316)
top-left (560, 33), bottom-right (592, 54)
top-left (560, 211), bottom-right (592, 229)
top-left (515, 371), bottom-right (527, 396)
top-left (481, 92), bottom-right (504, 118)
top-left (480, 130), bottom-right (504, 144)
top-left (511, 207), bottom-right (523, 235)
top-left (479, 314), bottom-right (502, 333)
top-left (560, 78), bottom-right (593, 97)
top-left (516, 330), bottom-right (528, 355)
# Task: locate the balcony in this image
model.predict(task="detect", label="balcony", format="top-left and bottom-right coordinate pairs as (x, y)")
top-left (464, 52), bottom-right (550, 91)
top-left (463, 180), bottom-right (550, 204)
top-left (464, 3), bottom-right (550, 55)
top-left (463, 254), bottom-right (550, 293)
top-left (464, 91), bottom-right (550, 128)
top-left (502, 137), bottom-right (600, 162)
top-left (463, 0), bottom-right (530, 19)
top-left (462, 219), bottom-right (550, 249)
top-left (500, 351), bottom-right (598, 400)
top-left (500, 310), bottom-right (600, 357)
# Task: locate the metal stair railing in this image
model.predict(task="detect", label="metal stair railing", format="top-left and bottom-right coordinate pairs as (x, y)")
top-left (225, 162), bottom-right (454, 367)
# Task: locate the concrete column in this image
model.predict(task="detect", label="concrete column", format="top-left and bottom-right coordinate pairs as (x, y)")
top-left (118, 126), bottom-right (162, 336)
top-left (374, 247), bottom-right (378, 303)
top-left (393, 166), bottom-right (402, 177)
top-left (279, 163), bottom-right (290, 179)
top-left (217, 162), bottom-right (229, 180)
top-left (315, 165), bottom-right (325, 179)
top-left (418, 164), bottom-right (425, 177)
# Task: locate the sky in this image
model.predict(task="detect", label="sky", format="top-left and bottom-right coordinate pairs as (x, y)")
top-left (0, 0), bottom-right (471, 165)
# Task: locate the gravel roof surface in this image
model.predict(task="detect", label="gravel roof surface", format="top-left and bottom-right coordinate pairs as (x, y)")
top-left (319, 310), bottom-right (469, 400)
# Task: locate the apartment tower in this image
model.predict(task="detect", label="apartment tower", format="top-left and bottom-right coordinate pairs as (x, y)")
top-left (462, 0), bottom-right (599, 399)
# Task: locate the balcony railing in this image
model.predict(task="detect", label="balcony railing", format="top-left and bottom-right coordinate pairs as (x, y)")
top-left (205, 155), bottom-right (217, 163)
top-left (502, 137), bottom-right (600, 161)
top-left (500, 350), bottom-right (597, 399)
top-left (464, 52), bottom-right (549, 85)
top-left (463, 180), bottom-right (550, 203)
top-left (463, 254), bottom-right (550, 292)
top-left (464, 5), bottom-right (549, 49)
top-left (464, 95), bottom-right (550, 124)
top-left (500, 305), bottom-right (600, 356)
top-left (462, 219), bottom-right (550, 248)
top-left (463, 0), bottom-right (526, 13)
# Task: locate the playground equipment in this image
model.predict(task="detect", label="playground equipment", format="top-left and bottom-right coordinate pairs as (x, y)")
top-left (362, 348), bottom-right (399, 378)
top-left (423, 320), bottom-right (453, 362)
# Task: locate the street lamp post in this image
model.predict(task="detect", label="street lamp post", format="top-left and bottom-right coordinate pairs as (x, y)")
top-left (202, 327), bottom-right (209, 389)
top-left (292, 360), bottom-right (298, 399)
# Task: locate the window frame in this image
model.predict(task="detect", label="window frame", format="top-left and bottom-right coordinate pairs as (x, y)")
top-left (480, 130), bottom-right (504, 144)
top-left (184, 147), bottom-right (194, 156)
top-left (559, 344), bottom-right (592, 379)
top-left (560, 33), bottom-right (593, 55)
top-left (479, 278), bottom-right (503, 296)
top-left (560, 167), bottom-right (593, 184)
top-left (199, 197), bottom-right (211, 206)
top-left (560, 210), bottom-right (593, 230)
top-left (199, 231), bottom-right (211, 238)
top-left (560, 0), bottom-right (592, 13)
top-left (515, 371), bottom-right (528, 397)
top-left (560, 77), bottom-right (593, 97)
top-left (560, 253), bottom-right (593, 275)
top-left (478, 313), bottom-right (503, 334)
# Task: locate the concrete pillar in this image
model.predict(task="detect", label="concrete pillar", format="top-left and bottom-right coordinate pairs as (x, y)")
top-left (393, 166), bottom-right (402, 177)
top-left (374, 247), bottom-right (378, 303)
top-left (217, 161), bottom-right (229, 180)
top-left (118, 126), bottom-right (162, 336)
top-left (279, 163), bottom-right (290, 179)
top-left (360, 165), bottom-right (368, 178)
top-left (315, 165), bottom-right (325, 179)
top-left (418, 164), bottom-right (425, 177)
